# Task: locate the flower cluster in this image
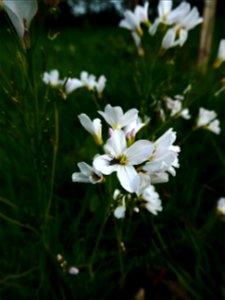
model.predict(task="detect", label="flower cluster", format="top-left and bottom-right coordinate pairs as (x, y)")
top-left (42, 69), bottom-right (106, 98)
top-left (72, 104), bottom-right (181, 218)
top-left (119, 1), bottom-right (202, 54)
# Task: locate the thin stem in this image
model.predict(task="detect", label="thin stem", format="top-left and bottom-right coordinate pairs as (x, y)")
top-left (113, 218), bottom-right (125, 285)
top-left (45, 101), bottom-right (59, 219)
top-left (89, 213), bottom-right (109, 278)
top-left (0, 212), bottom-right (39, 236)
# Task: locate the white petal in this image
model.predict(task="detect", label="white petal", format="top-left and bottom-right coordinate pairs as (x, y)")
top-left (71, 172), bottom-right (90, 183)
top-left (125, 140), bottom-right (153, 165)
top-left (162, 28), bottom-right (177, 49)
top-left (93, 154), bottom-right (117, 175)
top-left (78, 114), bottom-right (94, 134)
top-left (65, 78), bottom-right (83, 94)
top-left (3, 0), bottom-right (38, 40)
top-left (121, 108), bottom-right (139, 128)
top-left (98, 104), bottom-right (123, 128)
top-left (104, 129), bottom-right (126, 157)
top-left (117, 165), bottom-right (140, 193)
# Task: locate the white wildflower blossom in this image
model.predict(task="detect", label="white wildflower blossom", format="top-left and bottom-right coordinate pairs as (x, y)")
top-left (78, 113), bottom-right (103, 145)
top-left (196, 108), bottom-right (221, 134)
top-left (141, 185), bottom-right (163, 215)
top-left (72, 162), bottom-right (103, 184)
top-left (1, 0), bottom-right (38, 46)
top-left (64, 78), bottom-right (84, 94)
top-left (143, 128), bottom-right (180, 180)
top-left (161, 4), bottom-right (203, 49)
top-left (95, 75), bottom-right (106, 98)
top-left (149, 0), bottom-right (173, 35)
top-left (93, 129), bottom-right (153, 193)
top-left (213, 39), bottom-right (225, 68)
top-left (98, 104), bottom-right (138, 130)
top-left (43, 69), bottom-right (63, 87)
top-left (217, 198), bottom-right (225, 215)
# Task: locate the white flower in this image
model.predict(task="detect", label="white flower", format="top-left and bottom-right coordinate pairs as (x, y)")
top-left (142, 185), bottom-right (163, 215)
top-left (196, 107), bottom-right (221, 134)
top-left (72, 162), bottom-right (103, 184)
top-left (217, 197), bottom-right (225, 215)
top-left (134, 2), bottom-right (150, 26)
top-left (78, 113), bottom-right (103, 145)
top-left (1, 0), bottom-right (38, 46)
top-left (124, 115), bottom-right (150, 141)
top-left (98, 104), bottom-right (138, 130)
top-left (149, 0), bottom-right (173, 35)
top-left (64, 78), bottom-right (84, 94)
top-left (161, 5), bottom-right (203, 49)
top-left (113, 191), bottom-right (127, 219)
top-left (119, 9), bottom-right (143, 36)
top-left (213, 39), bottom-right (225, 68)
top-left (80, 71), bottom-right (96, 90)
top-left (180, 108), bottom-right (191, 120)
top-left (43, 69), bottom-right (63, 87)
top-left (217, 39), bottom-right (225, 61)
top-left (164, 96), bottom-right (191, 119)
top-left (206, 119), bottom-right (221, 135)
top-left (95, 75), bottom-right (106, 97)
top-left (93, 129), bottom-right (153, 193)
top-left (143, 128), bottom-right (180, 180)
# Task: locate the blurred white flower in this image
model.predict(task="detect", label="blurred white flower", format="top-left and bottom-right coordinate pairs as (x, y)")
top-left (119, 9), bottom-right (142, 36)
top-left (93, 129), bottom-right (153, 193)
top-left (196, 108), bottom-right (221, 134)
top-left (134, 2), bottom-right (150, 26)
top-left (78, 113), bottom-right (103, 145)
top-left (143, 128), bottom-right (180, 180)
top-left (142, 185), bottom-right (163, 215)
top-left (80, 71), bottom-right (96, 90)
top-left (113, 191), bottom-right (126, 219)
top-left (98, 104), bottom-right (138, 130)
top-left (161, 4), bottom-right (203, 49)
top-left (213, 39), bottom-right (225, 68)
top-left (43, 69), bottom-right (63, 87)
top-left (95, 75), bottom-right (106, 98)
top-left (149, 0), bottom-right (173, 35)
top-left (217, 197), bottom-right (225, 215)
top-left (124, 115), bottom-right (150, 142)
top-left (1, 0), bottom-right (38, 47)
top-left (72, 162), bottom-right (103, 184)
top-left (64, 78), bottom-right (84, 94)
top-left (164, 96), bottom-right (191, 119)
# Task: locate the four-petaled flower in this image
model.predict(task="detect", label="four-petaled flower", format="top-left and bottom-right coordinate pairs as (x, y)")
top-left (98, 104), bottom-right (138, 130)
top-left (93, 129), bottom-right (153, 193)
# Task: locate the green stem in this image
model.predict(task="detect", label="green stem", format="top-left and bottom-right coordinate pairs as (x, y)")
top-left (0, 212), bottom-right (39, 236)
top-left (89, 213), bottom-right (109, 278)
top-left (113, 218), bottom-right (125, 285)
top-left (45, 101), bottom-right (59, 219)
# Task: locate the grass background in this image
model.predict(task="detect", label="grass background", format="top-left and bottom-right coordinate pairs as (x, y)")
top-left (0, 8), bottom-right (225, 300)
